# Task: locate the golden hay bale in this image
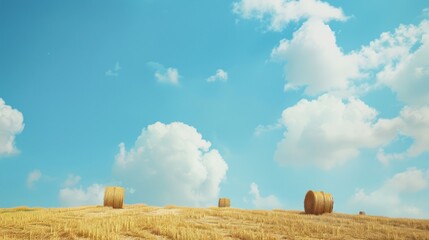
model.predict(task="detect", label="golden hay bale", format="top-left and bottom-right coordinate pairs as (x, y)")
top-left (359, 211), bottom-right (366, 215)
top-left (218, 198), bottom-right (230, 208)
top-left (104, 186), bottom-right (125, 209)
top-left (104, 186), bottom-right (115, 207)
top-left (304, 190), bottom-right (334, 215)
top-left (113, 187), bottom-right (125, 209)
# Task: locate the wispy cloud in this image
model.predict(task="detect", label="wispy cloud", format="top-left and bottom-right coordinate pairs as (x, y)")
top-left (350, 167), bottom-right (429, 218)
top-left (27, 169), bottom-right (42, 189)
top-left (148, 62), bottom-right (180, 85)
top-left (207, 69), bottom-right (228, 83)
top-left (376, 106), bottom-right (429, 165)
top-left (248, 182), bottom-right (282, 209)
top-left (105, 62), bottom-right (121, 77)
top-left (63, 174), bottom-right (81, 188)
top-left (254, 122), bottom-right (282, 136)
top-left (233, 0), bottom-right (347, 32)
top-left (59, 184), bottom-right (104, 207)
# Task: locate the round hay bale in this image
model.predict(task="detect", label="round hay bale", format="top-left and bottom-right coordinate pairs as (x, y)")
top-left (104, 186), bottom-right (125, 209)
top-left (113, 187), bottom-right (125, 209)
top-left (104, 186), bottom-right (115, 207)
top-left (359, 211), bottom-right (366, 215)
top-left (218, 198), bottom-right (230, 208)
top-left (304, 190), bottom-right (334, 215)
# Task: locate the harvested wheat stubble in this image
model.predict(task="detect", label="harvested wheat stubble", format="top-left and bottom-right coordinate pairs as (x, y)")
top-left (103, 186), bottom-right (125, 209)
top-left (304, 190), bottom-right (334, 215)
top-left (218, 198), bottom-right (230, 208)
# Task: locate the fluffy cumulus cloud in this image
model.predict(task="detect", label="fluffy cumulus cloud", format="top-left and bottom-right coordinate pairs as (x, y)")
top-left (0, 98), bottom-right (24, 157)
top-left (27, 169), bottom-right (42, 188)
top-left (249, 182), bottom-right (282, 209)
top-left (148, 62), bottom-right (180, 85)
top-left (207, 69), bottom-right (228, 83)
top-left (59, 183), bottom-right (105, 207)
top-left (235, 1), bottom-right (428, 101)
top-left (113, 122), bottom-right (228, 207)
top-left (275, 94), bottom-right (401, 169)
top-left (233, 0), bottom-right (346, 31)
top-left (271, 20), bottom-right (429, 169)
top-left (350, 168), bottom-right (429, 218)
top-left (63, 174), bottom-right (81, 187)
top-left (272, 19), bottom-right (429, 98)
top-left (271, 19), bottom-right (361, 96)
top-left (105, 62), bottom-right (121, 77)
top-left (377, 106), bottom-right (429, 164)
top-left (375, 20), bottom-right (429, 106)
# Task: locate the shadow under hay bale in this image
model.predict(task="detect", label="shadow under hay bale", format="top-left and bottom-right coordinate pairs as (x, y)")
top-left (104, 186), bottom-right (125, 209)
top-left (304, 190), bottom-right (334, 215)
top-left (218, 198), bottom-right (230, 208)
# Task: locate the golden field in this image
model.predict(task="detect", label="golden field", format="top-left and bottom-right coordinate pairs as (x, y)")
top-left (0, 204), bottom-right (428, 240)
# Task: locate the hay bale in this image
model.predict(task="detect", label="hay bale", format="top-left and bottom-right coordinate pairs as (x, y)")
top-left (104, 186), bottom-right (125, 209)
top-left (104, 186), bottom-right (115, 207)
top-left (359, 211), bottom-right (366, 215)
top-left (218, 198), bottom-right (230, 208)
top-left (304, 190), bottom-right (334, 215)
top-left (113, 187), bottom-right (125, 209)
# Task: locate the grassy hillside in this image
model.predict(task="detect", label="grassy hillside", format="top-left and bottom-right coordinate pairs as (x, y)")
top-left (0, 204), bottom-right (428, 239)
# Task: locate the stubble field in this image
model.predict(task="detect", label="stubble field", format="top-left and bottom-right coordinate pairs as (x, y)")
top-left (0, 204), bottom-right (428, 239)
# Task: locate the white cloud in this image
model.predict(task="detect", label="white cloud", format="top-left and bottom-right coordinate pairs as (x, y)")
top-left (270, 19), bottom-right (429, 168)
top-left (249, 182), bottom-right (282, 209)
top-left (377, 106), bottom-right (429, 164)
top-left (207, 69), bottom-right (228, 82)
top-left (27, 169), bottom-right (42, 188)
top-left (357, 22), bottom-right (425, 71)
top-left (254, 122), bottom-right (282, 136)
top-left (275, 94), bottom-right (400, 169)
top-left (113, 121), bottom-right (228, 207)
top-left (63, 174), bottom-right (81, 187)
top-left (105, 62), bottom-right (121, 77)
top-left (350, 167), bottom-right (429, 218)
top-left (270, 18), bottom-right (429, 99)
top-left (0, 98), bottom-right (24, 157)
top-left (59, 183), bottom-right (105, 207)
top-left (375, 20), bottom-right (429, 106)
top-left (275, 95), bottom-right (429, 168)
top-left (423, 8), bottom-right (429, 17)
top-left (155, 68), bottom-right (180, 85)
top-left (271, 19), bottom-right (361, 96)
top-left (233, 0), bottom-right (346, 31)
top-left (148, 62), bottom-right (180, 85)
top-left (128, 187), bottom-right (136, 194)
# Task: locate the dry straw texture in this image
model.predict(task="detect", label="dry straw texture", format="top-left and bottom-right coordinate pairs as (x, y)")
top-left (103, 187), bottom-right (115, 207)
top-left (218, 198), bottom-right (230, 208)
top-left (113, 187), bottom-right (125, 209)
top-left (1, 204), bottom-right (428, 239)
top-left (304, 190), bottom-right (334, 215)
top-left (104, 186), bottom-right (125, 209)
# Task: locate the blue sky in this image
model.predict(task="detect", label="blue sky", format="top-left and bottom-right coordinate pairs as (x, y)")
top-left (1, 0), bottom-right (428, 218)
